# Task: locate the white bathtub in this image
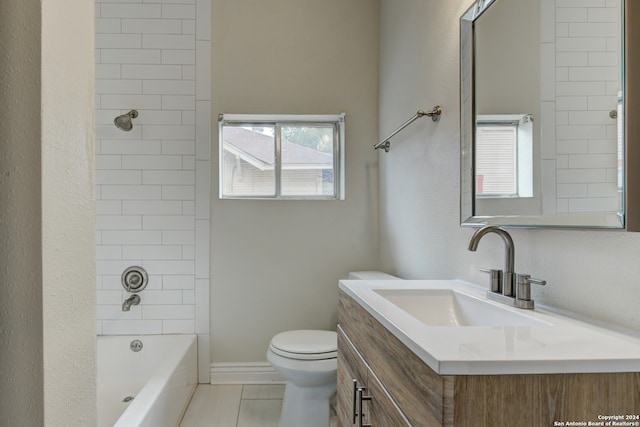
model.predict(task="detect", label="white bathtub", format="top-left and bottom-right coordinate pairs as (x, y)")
top-left (97, 334), bottom-right (197, 427)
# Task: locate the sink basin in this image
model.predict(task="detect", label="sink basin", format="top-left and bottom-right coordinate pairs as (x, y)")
top-left (373, 288), bottom-right (549, 327)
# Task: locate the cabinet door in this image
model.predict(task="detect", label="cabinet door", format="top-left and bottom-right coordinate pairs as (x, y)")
top-left (366, 370), bottom-right (412, 427)
top-left (337, 326), bottom-right (369, 427)
top-left (338, 326), bottom-right (410, 427)
top-left (340, 290), bottom-right (453, 426)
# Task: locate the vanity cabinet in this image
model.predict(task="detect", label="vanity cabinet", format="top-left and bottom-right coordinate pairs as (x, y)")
top-left (337, 290), bottom-right (640, 427)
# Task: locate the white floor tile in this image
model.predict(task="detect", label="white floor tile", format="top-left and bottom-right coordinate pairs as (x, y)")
top-left (241, 384), bottom-right (285, 400)
top-left (180, 384), bottom-right (242, 427)
top-left (180, 383), bottom-right (335, 427)
top-left (236, 399), bottom-right (282, 427)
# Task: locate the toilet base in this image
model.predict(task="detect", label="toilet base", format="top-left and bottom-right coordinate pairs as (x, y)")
top-left (279, 381), bottom-right (335, 427)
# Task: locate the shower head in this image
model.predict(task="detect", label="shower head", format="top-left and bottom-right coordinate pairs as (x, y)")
top-left (114, 110), bottom-right (139, 131)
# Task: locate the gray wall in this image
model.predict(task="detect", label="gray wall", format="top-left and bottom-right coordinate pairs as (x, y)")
top-left (211, 0), bottom-right (380, 362)
top-left (379, 0), bottom-right (640, 332)
top-left (0, 1), bottom-right (96, 425)
top-left (0, 2), bottom-right (44, 424)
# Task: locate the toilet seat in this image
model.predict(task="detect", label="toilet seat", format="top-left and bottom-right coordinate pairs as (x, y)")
top-left (269, 330), bottom-right (337, 360)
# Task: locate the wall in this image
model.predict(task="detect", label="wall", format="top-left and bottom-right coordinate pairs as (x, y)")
top-left (0, 2), bottom-right (44, 424)
top-left (475, 1), bottom-right (540, 117)
top-left (211, 0), bottom-right (380, 366)
top-left (0, 1), bottom-right (96, 425)
top-left (42, 1), bottom-right (97, 422)
top-left (94, 0), bottom-right (212, 382)
top-left (379, 0), bottom-right (640, 333)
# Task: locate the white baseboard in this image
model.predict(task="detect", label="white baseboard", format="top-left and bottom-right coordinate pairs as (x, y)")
top-left (210, 362), bottom-right (285, 385)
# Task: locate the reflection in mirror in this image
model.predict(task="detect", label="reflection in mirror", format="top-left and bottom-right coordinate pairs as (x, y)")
top-left (461, 0), bottom-right (626, 228)
top-left (475, 114), bottom-right (534, 207)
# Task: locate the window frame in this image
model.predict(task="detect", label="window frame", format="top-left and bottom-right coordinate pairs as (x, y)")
top-left (218, 113), bottom-right (346, 200)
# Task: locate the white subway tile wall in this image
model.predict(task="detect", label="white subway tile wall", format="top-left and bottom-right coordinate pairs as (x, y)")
top-left (95, 0), bottom-right (211, 380)
top-left (541, 0), bottom-right (622, 214)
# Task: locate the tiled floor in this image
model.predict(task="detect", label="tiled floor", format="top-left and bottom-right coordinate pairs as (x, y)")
top-left (180, 384), bottom-right (337, 427)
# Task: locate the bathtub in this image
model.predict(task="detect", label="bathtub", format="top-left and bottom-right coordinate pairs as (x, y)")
top-left (97, 334), bottom-right (197, 427)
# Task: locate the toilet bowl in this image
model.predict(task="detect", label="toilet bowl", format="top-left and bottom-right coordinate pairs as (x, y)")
top-left (267, 330), bottom-right (337, 427)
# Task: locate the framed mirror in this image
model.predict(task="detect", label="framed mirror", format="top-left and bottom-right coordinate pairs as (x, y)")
top-left (461, 0), bottom-right (639, 229)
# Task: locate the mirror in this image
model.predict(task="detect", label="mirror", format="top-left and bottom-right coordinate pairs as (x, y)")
top-left (460, 0), bottom-right (634, 229)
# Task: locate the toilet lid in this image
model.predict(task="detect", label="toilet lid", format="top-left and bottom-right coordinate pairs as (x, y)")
top-left (269, 330), bottom-right (337, 360)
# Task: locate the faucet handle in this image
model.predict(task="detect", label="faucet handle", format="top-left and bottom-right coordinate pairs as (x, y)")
top-left (516, 274), bottom-right (546, 305)
top-left (528, 277), bottom-right (546, 287)
top-left (480, 268), bottom-right (503, 293)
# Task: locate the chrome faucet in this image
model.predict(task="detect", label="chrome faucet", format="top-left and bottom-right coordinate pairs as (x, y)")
top-left (468, 225), bottom-right (546, 309)
top-left (122, 294), bottom-right (141, 311)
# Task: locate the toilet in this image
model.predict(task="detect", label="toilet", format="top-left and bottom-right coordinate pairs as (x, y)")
top-left (267, 330), bottom-right (338, 427)
top-left (347, 270), bottom-right (400, 280)
top-left (267, 272), bottom-right (399, 427)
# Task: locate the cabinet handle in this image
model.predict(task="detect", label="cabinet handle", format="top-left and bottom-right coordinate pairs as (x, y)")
top-left (352, 379), bottom-right (358, 424)
top-left (357, 386), bottom-right (372, 427)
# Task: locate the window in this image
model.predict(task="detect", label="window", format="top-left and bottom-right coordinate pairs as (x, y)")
top-left (219, 114), bottom-right (345, 200)
top-left (475, 114), bottom-right (533, 198)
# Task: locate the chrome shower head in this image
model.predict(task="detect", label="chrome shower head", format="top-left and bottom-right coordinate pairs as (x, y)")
top-left (114, 110), bottom-right (139, 131)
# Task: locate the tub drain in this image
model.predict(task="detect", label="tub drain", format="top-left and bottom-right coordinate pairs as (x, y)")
top-left (122, 396), bottom-right (135, 403)
top-left (130, 339), bottom-right (143, 352)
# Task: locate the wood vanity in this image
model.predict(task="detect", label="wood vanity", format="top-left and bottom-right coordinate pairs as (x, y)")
top-left (337, 290), bottom-right (640, 427)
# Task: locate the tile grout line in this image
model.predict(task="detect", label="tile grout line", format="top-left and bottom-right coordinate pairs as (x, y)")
top-left (234, 384), bottom-right (244, 427)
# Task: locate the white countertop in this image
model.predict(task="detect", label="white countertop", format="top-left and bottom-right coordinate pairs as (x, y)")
top-left (339, 279), bottom-right (640, 375)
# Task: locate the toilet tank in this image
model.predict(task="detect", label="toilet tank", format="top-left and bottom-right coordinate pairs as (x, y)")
top-left (347, 271), bottom-right (399, 280)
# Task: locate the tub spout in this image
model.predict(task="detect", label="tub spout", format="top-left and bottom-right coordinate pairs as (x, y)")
top-left (122, 294), bottom-right (141, 311)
